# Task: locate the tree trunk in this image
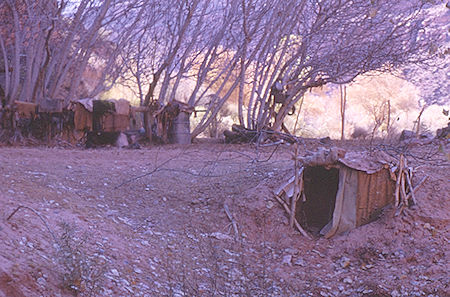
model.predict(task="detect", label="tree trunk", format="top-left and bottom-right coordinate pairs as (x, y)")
top-left (387, 99), bottom-right (391, 136)
top-left (340, 84), bottom-right (347, 140)
top-left (415, 105), bottom-right (427, 136)
top-left (67, 0), bottom-right (113, 103)
top-left (0, 35), bottom-right (10, 104)
top-left (9, 2), bottom-right (22, 104)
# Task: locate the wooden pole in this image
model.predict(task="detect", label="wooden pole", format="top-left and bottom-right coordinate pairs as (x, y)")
top-left (394, 154), bottom-right (404, 207)
top-left (290, 143), bottom-right (300, 228)
top-left (340, 85), bottom-right (347, 140)
top-left (274, 194), bottom-right (310, 238)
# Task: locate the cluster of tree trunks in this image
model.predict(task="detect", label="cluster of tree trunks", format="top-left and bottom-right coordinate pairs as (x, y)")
top-left (0, 1), bottom-right (441, 143)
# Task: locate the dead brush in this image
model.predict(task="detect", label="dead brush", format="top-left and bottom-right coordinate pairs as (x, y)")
top-left (7, 206), bottom-right (108, 296)
top-left (56, 222), bottom-right (108, 296)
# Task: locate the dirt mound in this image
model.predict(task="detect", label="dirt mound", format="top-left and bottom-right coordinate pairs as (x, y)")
top-left (0, 142), bottom-right (448, 296)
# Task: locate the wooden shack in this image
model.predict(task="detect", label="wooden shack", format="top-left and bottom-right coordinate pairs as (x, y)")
top-left (275, 148), bottom-right (404, 238)
top-left (14, 101), bottom-right (37, 119)
top-left (71, 98), bottom-right (130, 133)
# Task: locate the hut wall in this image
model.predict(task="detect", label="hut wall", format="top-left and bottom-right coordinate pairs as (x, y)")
top-left (324, 166), bottom-right (395, 238)
top-left (15, 101), bottom-right (37, 119)
top-left (39, 98), bottom-right (63, 113)
top-left (102, 114), bottom-right (129, 132)
top-left (324, 167), bottom-right (358, 237)
top-left (355, 168), bottom-right (395, 226)
top-left (74, 104), bottom-right (93, 131)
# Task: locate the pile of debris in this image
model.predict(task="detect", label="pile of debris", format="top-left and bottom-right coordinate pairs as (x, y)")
top-left (154, 100), bottom-right (194, 144)
top-left (223, 124), bottom-right (298, 144)
top-left (134, 100), bottom-right (194, 145)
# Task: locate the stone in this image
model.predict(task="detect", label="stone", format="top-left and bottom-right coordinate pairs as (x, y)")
top-left (343, 277), bottom-right (353, 284)
top-left (37, 277), bottom-right (47, 286)
top-left (399, 130), bottom-right (415, 141)
top-left (339, 256), bottom-right (351, 268)
top-left (111, 269), bottom-right (120, 277)
top-left (115, 133), bottom-right (129, 148)
top-left (210, 232), bottom-right (232, 240)
top-left (282, 255), bottom-right (292, 266)
top-left (423, 223), bottom-right (433, 231)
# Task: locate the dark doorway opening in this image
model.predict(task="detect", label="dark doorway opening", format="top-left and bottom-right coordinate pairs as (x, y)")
top-left (297, 166), bottom-right (339, 234)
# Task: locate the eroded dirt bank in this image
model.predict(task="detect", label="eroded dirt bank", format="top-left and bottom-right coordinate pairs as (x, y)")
top-left (0, 142), bottom-right (448, 296)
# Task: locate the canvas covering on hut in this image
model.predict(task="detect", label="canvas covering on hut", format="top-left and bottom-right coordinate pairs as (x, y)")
top-left (72, 98), bottom-right (94, 132)
top-left (14, 101), bottom-right (37, 119)
top-left (275, 148), bottom-right (398, 238)
top-left (102, 99), bottom-right (130, 132)
top-left (71, 98), bottom-right (130, 132)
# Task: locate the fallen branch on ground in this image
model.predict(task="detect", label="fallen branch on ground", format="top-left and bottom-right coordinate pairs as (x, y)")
top-left (406, 175), bottom-right (428, 203)
top-left (223, 203), bottom-right (239, 240)
top-left (7, 205), bottom-right (58, 245)
top-left (273, 195), bottom-right (310, 238)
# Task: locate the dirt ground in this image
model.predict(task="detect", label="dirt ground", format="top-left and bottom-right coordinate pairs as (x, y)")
top-left (0, 139), bottom-right (449, 297)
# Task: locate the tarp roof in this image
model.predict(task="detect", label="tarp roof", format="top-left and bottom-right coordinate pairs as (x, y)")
top-left (300, 148), bottom-right (396, 174)
top-left (337, 150), bottom-right (396, 174)
top-left (72, 98), bottom-right (130, 115)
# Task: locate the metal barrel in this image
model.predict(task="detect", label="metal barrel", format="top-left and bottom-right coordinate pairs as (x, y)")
top-left (169, 112), bottom-right (191, 144)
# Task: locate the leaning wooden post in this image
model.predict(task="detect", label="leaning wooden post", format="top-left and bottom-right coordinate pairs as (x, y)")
top-left (290, 143), bottom-right (300, 228)
top-left (394, 154), bottom-right (404, 207)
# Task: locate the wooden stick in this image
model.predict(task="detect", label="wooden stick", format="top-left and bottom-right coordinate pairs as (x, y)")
top-left (400, 172), bottom-right (408, 206)
top-left (259, 140), bottom-right (283, 147)
top-left (395, 204), bottom-right (406, 217)
top-left (7, 205), bottom-right (58, 245)
top-left (406, 175), bottom-right (428, 202)
top-left (394, 179), bottom-right (400, 208)
top-left (274, 195), bottom-right (310, 238)
top-left (290, 143), bottom-right (300, 228)
top-left (224, 203), bottom-right (239, 239)
top-left (404, 169), bottom-right (417, 206)
top-left (290, 174), bottom-right (303, 227)
top-left (394, 154), bottom-right (404, 207)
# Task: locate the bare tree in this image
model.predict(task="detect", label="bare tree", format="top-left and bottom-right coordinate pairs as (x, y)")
top-left (1, 0), bottom-right (440, 143)
top-left (118, 0), bottom-right (244, 139)
top-left (401, 2), bottom-right (449, 135)
top-left (340, 85), bottom-right (347, 140)
top-left (220, 0), bottom-right (438, 138)
top-left (192, 0), bottom-right (289, 139)
top-left (0, 0), bottom-right (143, 107)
